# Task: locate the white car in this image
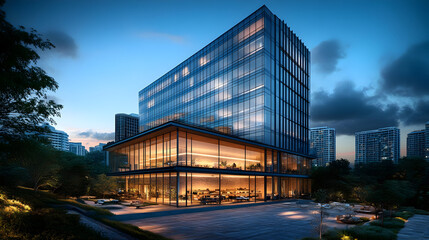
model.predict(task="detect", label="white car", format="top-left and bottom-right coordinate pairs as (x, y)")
top-left (96, 199), bottom-right (119, 205)
top-left (96, 199), bottom-right (108, 205)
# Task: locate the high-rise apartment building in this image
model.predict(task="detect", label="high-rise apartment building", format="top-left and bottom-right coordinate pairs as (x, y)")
top-left (105, 6), bottom-right (312, 207)
top-left (90, 143), bottom-right (107, 152)
top-left (425, 122), bottom-right (429, 160)
top-left (41, 124), bottom-right (69, 151)
top-left (310, 127), bottom-right (336, 166)
top-left (407, 130), bottom-right (425, 158)
top-left (115, 113), bottom-right (139, 141)
top-left (69, 142), bottom-right (87, 156)
top-left (355, 127), bottom-right (400, 164)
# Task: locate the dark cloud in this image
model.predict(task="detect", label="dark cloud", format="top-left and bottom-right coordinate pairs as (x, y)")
top-left (310, 80), bottom-right (400, 135)
top-left (399, 99), bottom-right (429, 126)
top-left (312, 39), bottom-right (346, 74)
top-left (78, 131), bottom-right (114, 141)
top-left (380, 41), bottom-right (429, 97)
top-left (46, 31), bottom-right (78, 58)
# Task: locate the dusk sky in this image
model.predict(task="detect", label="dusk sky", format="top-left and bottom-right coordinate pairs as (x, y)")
top-left (4, 0), bottom-right (429, 162)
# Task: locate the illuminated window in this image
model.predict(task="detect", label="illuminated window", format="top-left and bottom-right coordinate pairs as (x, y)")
top-left (238, 17), bottom-right (264, 43)
top-left (147, 99), bottom-right (155, 108)
top-left (199, 56), bottom-right (208, 66)
top-left (182, 67), bottom-right (189, 76)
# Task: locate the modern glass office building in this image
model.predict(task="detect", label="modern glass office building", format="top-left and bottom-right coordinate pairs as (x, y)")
top-left (106, 6), bottom-right (312, 207)
top-left (138, 5), bottom-right (310, 154)
top-left (106, 122), bottom-right (311, 206)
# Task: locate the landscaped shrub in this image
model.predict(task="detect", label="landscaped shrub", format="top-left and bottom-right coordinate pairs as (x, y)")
top-left (322, 229), bottom-right (343, 240)
top-left (414, 209), bottom-right (429, 215)
top-left (346, 225), bottom-right (396, 240)
top-left (0, 208), bottom-right (106, 239)
top-left (369, 218), bottom-right (405, 229)
top-left (394, 210), bottom-right (414, 220)
top-left (323, 225), bottom-right (397, 240)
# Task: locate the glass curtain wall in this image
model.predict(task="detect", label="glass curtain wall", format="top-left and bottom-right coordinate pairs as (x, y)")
top-left (110, 130), bottom-right (290, 173)
top-left (139, 10), bottom-right (266, 144)
top-left (109, 129), bottom-right (310, 174)
top-left (121, 173), bottom-right (309, 206)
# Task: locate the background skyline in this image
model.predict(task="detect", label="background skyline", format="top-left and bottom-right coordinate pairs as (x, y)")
top-left (4, 0), bottom-right (429, 162)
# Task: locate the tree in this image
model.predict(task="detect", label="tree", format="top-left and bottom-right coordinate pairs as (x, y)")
top-left (0, 0), bottom-right (62, 140)
top-left (366, 180), bottom-right (415, 225)
top-left (84, 151), bottom-right (108, 177)
top-left (90, 174), bottom-right (118, 198)
top-left (329, 158), bottom-right (351, 175)
top-left (396, 157), bottom-right (429, 208)
top-left (56, 162), bottom-right (90, 197)
top-left (52, 151), bottom-right (90, 197)
top-left (5, 138), bottom-right (60, 190)
top-left (311, 159), bottom-right (354, 202)
top-left (313, 189), bottom-right (329, 240)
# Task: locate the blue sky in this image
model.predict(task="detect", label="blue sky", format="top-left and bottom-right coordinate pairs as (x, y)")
top-left (4, 0), bottom-right (429, 161)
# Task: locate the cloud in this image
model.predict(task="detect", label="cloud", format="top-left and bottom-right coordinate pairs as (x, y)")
top-left (137, 31), bottom-right (185, 44)
top-left (380, 40), bottom-right (429, 97)
top-left (77, 130), bottom-right (114, 141)
top-left (46, 31), bottom-right (78, 58)
top-left (399, 99), bottom-right (429, 126)
top-left (312, 39), bottom-right (346, 74)
top-left (310, 80), bottom-right (400, 135)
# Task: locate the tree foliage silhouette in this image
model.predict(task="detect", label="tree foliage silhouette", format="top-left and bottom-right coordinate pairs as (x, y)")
top-left (0, 0), bottom-right (62, 140)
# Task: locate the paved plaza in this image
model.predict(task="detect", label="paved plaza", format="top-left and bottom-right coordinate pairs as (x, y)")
top-left (398, 214), bottom-right (429, 240)
top-left (108, 201), bottom-right (372, 240)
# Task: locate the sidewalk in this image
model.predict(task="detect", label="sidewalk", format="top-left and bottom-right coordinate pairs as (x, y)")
top-left (67, 210), bottom-right (135, 240)
top-left (397, 214), bottom-right (429, 240)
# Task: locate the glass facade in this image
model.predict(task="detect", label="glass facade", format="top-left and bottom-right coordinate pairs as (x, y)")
top-left (122, 172), bottom-right (310, 207)
top-left (107, 6), bottom-right (312, 207)
top-left (138, 6), bottom-right (310, 155)
top-left (109, 127), bottom-right (311, 175)
top-left (107, 124), bottom-right (311, 206)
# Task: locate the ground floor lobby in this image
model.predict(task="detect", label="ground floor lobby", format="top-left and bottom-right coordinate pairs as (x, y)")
top-left (117, 171), bottom-right (311, 207)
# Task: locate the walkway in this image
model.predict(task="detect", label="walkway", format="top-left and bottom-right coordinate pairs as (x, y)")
top-left (67, 210), bottom-right (135, 240)
top-left (398, 214), bottom-right (429, 240)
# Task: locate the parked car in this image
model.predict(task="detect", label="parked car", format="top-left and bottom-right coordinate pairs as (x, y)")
top-left (96, 199), bottom-right (119, 205)
top-left (96, 199), bottom-right (108, 205)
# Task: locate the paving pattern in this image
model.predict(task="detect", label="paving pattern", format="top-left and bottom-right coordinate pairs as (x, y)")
top-left (68, 210), bottom-right (134, 240)
top-left (398, 214), bottom-right (429, 240)
top-left (120, 202), bottom-right (356, 240)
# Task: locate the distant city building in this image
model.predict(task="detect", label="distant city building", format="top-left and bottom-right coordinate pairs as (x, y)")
top-left (355, 127), bottom-right (400, 164)
top-left (310, 127), bottom-right (336, 166)
top-left (426, 122), bottom-right (429, 160)
top-left (115, 113), bottom-right (139, 141)
top-left (41, 124), bottom-right (69, 151)
top-left (89, 143), bottom-right (106, 152)
top-left (407, 130), bottom-right (425, 158)
top-left (69, 142), bottom-right (87, 156)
